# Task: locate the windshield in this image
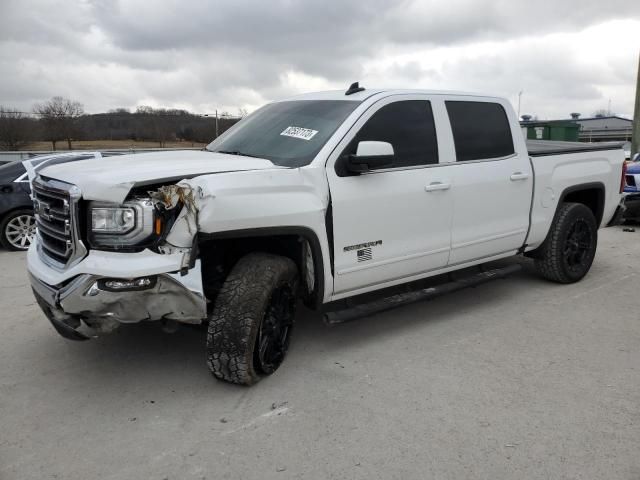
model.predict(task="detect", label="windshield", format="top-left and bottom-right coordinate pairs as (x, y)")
top-left (206, 100), bottom-right (361, 167)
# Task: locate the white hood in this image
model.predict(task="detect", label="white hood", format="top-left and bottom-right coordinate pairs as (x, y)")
top-left (38, 150), bottom-right (278, 203)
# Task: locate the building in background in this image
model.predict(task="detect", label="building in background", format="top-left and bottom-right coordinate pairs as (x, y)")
top-left (521, 114), bottom-right (633, 144)
top-left (520, 117), bottom-right (580, 142)
top-left (572, 116), bottom-right (633, 142)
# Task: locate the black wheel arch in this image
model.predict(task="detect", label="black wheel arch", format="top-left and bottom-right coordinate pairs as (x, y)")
top-left (198, 226), bottom-right (326, 310)
top-left (526, 182), bottom-right (604, 259)
top-left (557, 182), bottom-right (605, 227)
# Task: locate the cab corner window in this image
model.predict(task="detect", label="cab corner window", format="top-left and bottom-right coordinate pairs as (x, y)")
top-left (445, 101), bottom-right (515, 162)
top-left (343, 100), bottom-right (438, 172)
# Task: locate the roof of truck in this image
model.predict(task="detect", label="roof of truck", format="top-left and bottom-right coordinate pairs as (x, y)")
top-left (280, 88), bottom-right (503, 103)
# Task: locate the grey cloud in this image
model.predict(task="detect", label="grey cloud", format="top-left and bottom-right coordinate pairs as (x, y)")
top-left (384, 0), bottom-right (640, 45)
top-left (436, 48), bottom-right (621, 117)
top-left (85, 0), bottom-right (640, 84)
top-left (89, 0), bottom-right (640, 53)
top-left (88, 0), bottom-right (381, 80)
top-left (386, 61), bottom-right (441, 82)
top-left (0, 0), bottom-right (94, 46)
top-left (0, 0), bottom-right (638, 116)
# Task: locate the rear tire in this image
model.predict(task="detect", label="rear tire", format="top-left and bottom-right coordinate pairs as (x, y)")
top-left (206, 252), bottom-right (298, 385)
top-left (534, 202), bottom-right (598, 283)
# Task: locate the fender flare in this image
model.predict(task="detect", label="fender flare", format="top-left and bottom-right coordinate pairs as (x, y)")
top-left (557, 181), bottom-right (605, 226)
top-left (199, 226), bottom-right (326, 309)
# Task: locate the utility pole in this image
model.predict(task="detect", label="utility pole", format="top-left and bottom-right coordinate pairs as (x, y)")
top-left (517, 91), bottom-right (523, 119)
top-left (632, 51), bottom-right (640, 157)
top-left (204, 110), bottom-right (220, 139)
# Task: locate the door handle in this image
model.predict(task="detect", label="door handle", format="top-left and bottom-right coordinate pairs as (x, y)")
top-left (425, 182), bottom-right (451, 192)
top-left (510, 172), bottom-right (529, 181)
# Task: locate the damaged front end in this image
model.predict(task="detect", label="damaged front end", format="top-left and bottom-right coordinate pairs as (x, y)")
top-left (87, 182), bottom-right (203, 259)
top-left (29, 179), bottom-right (209, 340)
top-left (30, 266), bottom-right (206, 340)
top-left (149, 183), bottom-right (202, 254)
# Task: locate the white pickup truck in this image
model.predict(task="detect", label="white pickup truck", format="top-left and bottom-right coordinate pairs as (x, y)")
top-left (27, 84), bottom-right (626, 385)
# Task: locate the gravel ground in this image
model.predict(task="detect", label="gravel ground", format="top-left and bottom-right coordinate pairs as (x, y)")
top-left (1, 226), bottom-right (639, 480)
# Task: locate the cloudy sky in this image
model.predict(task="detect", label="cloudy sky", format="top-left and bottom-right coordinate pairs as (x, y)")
top-left (1, 0), bottom-right (639, 119)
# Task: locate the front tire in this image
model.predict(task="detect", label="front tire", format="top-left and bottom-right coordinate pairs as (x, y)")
top-left (1, 209), bottom-right (36, 251)
top-left (534, 202), bottom-right (598, 283)
top-left (207, 253), bottom-right (298, 385)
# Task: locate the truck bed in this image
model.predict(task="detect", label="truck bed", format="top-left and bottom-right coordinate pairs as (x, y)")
top-left (527, 140), bottom-right (625, 157)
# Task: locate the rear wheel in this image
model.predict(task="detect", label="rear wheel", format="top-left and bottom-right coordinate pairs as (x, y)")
top-left (534, 202), bottom-right (598, 283)
top-left (1, 209), bottom-right (36, 251)
top-left (206, 252), bottom-right (298, 385)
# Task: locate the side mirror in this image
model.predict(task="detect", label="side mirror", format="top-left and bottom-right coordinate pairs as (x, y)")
top-left (346, 141), bottom-right (394, 173)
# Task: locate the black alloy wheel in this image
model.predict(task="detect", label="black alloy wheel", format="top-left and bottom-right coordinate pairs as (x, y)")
top-left (254, 284), bottom-right (295, 375)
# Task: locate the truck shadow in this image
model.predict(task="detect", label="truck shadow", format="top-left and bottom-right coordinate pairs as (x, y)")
top-left (26, 257), bottom-right (541, 394)
top-left (294, 258), bottom-right (538, 351)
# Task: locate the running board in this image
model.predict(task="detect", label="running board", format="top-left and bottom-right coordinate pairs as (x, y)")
top-left (323, 263), bottom-right (522, 325)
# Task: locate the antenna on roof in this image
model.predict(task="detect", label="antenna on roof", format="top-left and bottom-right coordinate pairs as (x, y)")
top-left (345, 82), bottom-right (365, 96)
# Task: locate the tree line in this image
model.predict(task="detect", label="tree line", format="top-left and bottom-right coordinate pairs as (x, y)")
top-left (0, 96), bottom-right (243, 151)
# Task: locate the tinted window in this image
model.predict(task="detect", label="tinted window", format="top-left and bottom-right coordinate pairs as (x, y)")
top-left (207, 100), bottom-right (361, 168)
top-left (446, 101), bottom-right (514, 161)
top-left (0, 161), bottom-right (26, 183)
top-left (344, 100), bottom-right (438, 169)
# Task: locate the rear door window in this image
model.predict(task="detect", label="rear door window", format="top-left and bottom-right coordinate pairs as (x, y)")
top-left (445, 101), bottom-right (514, 161)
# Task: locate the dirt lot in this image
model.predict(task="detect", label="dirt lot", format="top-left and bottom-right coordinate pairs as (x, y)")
top-left (1, 227), bottom-right (639, 479)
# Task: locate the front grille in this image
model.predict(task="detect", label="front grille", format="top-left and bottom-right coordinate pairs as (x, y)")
top-left (33, 176), bottom-right (86, 269)
top-left (626, 175), bottom-right (636, 187)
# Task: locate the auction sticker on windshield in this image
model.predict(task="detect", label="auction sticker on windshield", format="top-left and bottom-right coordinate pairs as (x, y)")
top-left (280, 126), bottom-right (318, 141)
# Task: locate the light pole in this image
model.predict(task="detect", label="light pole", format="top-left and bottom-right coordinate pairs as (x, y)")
top-left (517, 91), bottom-right (523, 119)
top-left (204, 109), bottom-right (219, 139)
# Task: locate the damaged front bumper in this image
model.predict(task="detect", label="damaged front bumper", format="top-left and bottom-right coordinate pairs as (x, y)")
top-left (28, 245), bottom-right (207, 340)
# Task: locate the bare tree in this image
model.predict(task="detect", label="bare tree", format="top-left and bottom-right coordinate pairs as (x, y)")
top-left (0, 107), bottom-right (32, 150)
top-left (33, 96), bottom-right (84, 150)
top-left (154, 117), bottom-right (175, 148)
top-left (14, 103), bottom-right (241, 148)
top-left (135, 105), bottom-right (154, 115)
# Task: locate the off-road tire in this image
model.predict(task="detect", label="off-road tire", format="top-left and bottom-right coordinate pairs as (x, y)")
top-left (1, 209), bottom-right (36, 251)
top-left (207, 252), bottom-right (298, 385)
top-left (534, 202), bottom-right (598, 283)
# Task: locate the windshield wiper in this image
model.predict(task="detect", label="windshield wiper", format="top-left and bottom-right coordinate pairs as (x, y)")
top-left (216, 150), bottom-right (261, 159)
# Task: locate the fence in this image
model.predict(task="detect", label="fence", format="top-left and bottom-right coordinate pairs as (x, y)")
top-left (0, 147), bottom-right (204, 163)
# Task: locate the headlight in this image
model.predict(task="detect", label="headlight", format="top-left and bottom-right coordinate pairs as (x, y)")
top-left (91, 207), bottom-right (136, 233)
top-left (88, 199), bottom-right (156, 249)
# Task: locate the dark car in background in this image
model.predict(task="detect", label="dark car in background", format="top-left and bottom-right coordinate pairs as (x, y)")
top-left (0, 152), bottom-right (121, 250)
top-left (0, 160), bottom-right (35, 250)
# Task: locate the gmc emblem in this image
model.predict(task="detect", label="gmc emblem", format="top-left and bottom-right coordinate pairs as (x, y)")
top-left (35, 199), bottom-right (51, 221)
